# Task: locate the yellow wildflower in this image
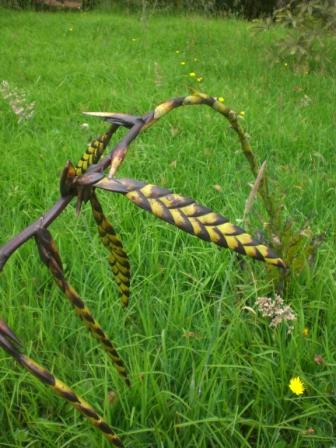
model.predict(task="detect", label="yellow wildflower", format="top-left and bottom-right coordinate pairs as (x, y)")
top-left (239, 111), bottom-right (245, 117)
top-left (176, 50), bottom-right (180, 54)
top-left (189, 72), bottom-right (196, 78)
top-left (197, 77), bottom-right (203, 82)
top-left (218, 97), bottom-right (225, 103)
top-left (289, 377), bottom-right (305, 396)
top-left (303, 327), bottom-right (309, 337)
top-left (180, 61), bottom-right (186, 66)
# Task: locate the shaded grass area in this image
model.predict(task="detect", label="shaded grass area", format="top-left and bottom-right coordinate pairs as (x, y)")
top-left (0, 8), bottom-right (336, 447)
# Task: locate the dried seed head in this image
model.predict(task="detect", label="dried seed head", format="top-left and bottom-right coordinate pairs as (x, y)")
top-left (1, 80), bottom-right (35, 123)
top-left (256, 294), bottom-right (296, 332)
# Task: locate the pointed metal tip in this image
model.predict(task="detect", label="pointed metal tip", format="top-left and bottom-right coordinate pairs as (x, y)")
top-left (82, 112), bottom-right (116, 119)
top-left (82, 112), bottom-right (140, 128)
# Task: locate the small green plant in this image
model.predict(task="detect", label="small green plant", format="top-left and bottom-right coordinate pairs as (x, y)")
top-left (253, 0), bottom-right (336, 72)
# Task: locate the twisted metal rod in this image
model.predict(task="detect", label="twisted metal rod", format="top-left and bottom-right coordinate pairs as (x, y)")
top-left (0, 320), bottom-right (124, 447)
top-left (35, 228), bottom-right (130, 386)
top-left (90, 192), bottom-right (131, 307)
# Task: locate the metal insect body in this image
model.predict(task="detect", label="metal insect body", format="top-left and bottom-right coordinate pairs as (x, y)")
top-left (0, 92), bottom-right (286, 446)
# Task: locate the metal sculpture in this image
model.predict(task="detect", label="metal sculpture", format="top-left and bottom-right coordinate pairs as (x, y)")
top-left (0, 92), bottom-right (285, 447)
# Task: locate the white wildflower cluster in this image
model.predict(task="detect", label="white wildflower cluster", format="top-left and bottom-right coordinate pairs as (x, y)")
top-left (1, 80), bottom-right (35, 123)
top-left (256, 294), bottom-right (296, 333)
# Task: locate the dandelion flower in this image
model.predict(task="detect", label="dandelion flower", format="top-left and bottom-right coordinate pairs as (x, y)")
top-left (289, 376), bottom-right (305, 396)
top-left (218, 97), bottom-right (225, 103)
top-left (180, 61), bottom-right (186, 66)
top-left (303, 327), bottom-right (309, 337)
top-left (197, 77), bottom-right (203, 82)
top-left (239, 111), bottom-right (245, 117)
top-left (189, 72), bottom-right (196, 77)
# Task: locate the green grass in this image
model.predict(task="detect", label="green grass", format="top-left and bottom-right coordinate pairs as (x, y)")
top-left (0, 8), bottom-right (336, 448)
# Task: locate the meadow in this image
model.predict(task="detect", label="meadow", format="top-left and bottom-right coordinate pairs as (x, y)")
top-left (0, 7), bottom-right (336, 447)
